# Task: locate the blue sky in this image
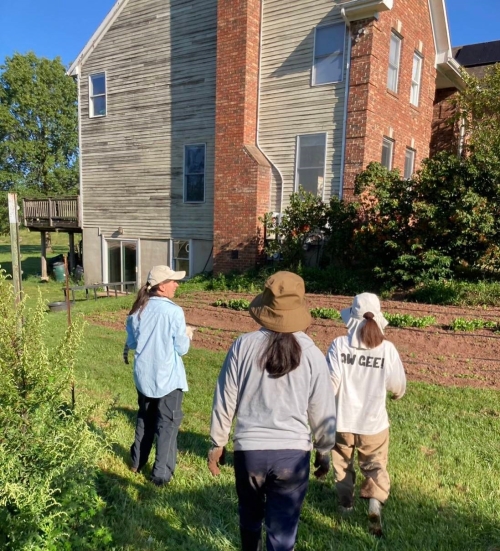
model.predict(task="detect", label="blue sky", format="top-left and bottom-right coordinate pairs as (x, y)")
top-left (0, 0), bottom-right (498, 67)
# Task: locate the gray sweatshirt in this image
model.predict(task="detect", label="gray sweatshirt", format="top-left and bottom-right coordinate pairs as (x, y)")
top-left (210, 329), bottom-right (337, 453)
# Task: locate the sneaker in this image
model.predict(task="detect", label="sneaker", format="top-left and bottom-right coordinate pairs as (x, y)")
top-left (150, 476), bottom-right (170, 487)
top-left (338, 505), bottom-right (354, 515)
top-left (368, 498), bottom-right (383, 537)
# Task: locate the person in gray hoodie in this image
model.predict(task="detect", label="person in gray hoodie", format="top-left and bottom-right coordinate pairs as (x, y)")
top-left (208, 271), bottom-right (337, 551)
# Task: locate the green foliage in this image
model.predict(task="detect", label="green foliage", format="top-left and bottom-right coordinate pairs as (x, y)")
top-left (0, 53), bottom-right (78, 202)
top-left (0, 270), bottom-right (111, 550)
top-left (212, 298), bottom-right (250, 311)
top-left (261, 188), bottom-right (327, 270)
top-left (450, 317), bottom-right (498, 332)
top-left (206, 271), bottom-right (267, 293)
top-left (310, 307), bottom-right (341, 320)
top-left (384, 313), bottom-right (436, 328)
top-left (409, 279), bottom-right (500, 306)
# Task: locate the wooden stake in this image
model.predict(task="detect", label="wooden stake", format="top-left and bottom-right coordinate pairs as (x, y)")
top-left (8, 193), bottom-right (22, 303)
top-left (64, 254), bottom-right (71, 327)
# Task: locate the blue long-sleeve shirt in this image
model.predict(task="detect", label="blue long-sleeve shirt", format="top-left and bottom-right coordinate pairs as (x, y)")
top-left (126, 296), bottom-right (190, 398)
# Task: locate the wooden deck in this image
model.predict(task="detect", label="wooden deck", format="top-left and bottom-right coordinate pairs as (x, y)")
top-left (23, 196), bottom-right (81, 231)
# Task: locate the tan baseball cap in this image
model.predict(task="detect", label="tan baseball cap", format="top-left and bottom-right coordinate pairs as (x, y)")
top-left (147, 265), bottom-right (186, 286)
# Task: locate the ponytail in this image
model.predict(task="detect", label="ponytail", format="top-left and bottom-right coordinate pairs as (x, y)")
top-left (359, 312), bottom-right (384, 349)
top-left (128, 282), bottom-right (162, 317)
top-left (260, 332), bottom-right (302, 378)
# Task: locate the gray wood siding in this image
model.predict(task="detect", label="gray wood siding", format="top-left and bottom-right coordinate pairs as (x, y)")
top-left (259, 1), bottom-right (349, 211)
top-left (79, 0), bottom-right (217, 240)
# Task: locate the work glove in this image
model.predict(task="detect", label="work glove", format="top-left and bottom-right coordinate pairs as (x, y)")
top-left (207, 446), bottom-right (226, 476)
top-left (186, 325), bottom-right (196, 340)
top-left (313, 450), bottom-right (331, 479)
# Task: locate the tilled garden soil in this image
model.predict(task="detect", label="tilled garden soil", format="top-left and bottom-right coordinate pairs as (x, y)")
top-left (89, 292), bottom-right (500, 390)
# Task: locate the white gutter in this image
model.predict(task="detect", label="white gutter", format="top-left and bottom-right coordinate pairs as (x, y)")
top-left (256, 0), bottom-right (285, 216)
top-left (338, 29), bottom-right (352, 200)
top-left (340, 0), bottom-right (393, 22)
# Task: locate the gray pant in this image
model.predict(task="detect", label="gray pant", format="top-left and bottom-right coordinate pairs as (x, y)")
top-left (130, 388), bottom-right (184, 481)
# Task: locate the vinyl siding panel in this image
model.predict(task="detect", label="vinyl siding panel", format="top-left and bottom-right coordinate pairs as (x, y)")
top-left (259, 0), bottom-right (348, 211)
top-left (79, 0), bottom-right (217, 240)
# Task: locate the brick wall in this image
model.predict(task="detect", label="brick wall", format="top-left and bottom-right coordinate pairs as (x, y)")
top-left (343, 0), bottom-right (437, 195)
top-left (213, 0), bottom-right (271, 274)
top-left (430, 88), bottom-right (459, 156)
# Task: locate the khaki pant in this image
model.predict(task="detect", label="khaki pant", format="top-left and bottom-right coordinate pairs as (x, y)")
top-left (333, 428), bottom-right (390, 506)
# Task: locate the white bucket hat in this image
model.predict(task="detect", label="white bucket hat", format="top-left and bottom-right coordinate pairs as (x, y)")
top-left (340, 293), bottom-right (388, 349)
top-left (147, 265), bottom-right (185, 287)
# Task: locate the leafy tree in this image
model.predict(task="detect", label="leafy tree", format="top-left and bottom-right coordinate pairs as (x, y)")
top-left (0, 52), bottom-right (78, 195)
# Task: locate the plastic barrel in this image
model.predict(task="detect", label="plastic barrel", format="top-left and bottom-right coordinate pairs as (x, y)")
top-left (53, 262), bottom-right (66, 283)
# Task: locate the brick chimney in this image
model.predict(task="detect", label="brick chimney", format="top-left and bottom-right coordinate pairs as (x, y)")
top-left (213, 0), bottom-right (271, 274)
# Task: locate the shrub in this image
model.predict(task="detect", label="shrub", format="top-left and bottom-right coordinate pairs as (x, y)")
top-left (0, 270), bottom-right (111, 550)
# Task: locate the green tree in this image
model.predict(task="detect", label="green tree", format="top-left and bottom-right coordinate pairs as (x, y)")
top-left (0, 52), bottom-right (78, 195)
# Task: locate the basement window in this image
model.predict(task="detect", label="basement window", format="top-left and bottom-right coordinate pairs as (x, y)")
top-left (172, 240), bottom-right (190, 276)
top-left (89, 73), bottom-right (106, 117)
top-left (295, 133), bottom-right (327, 196)
top-left (312, 23), bottom-right (346, 85)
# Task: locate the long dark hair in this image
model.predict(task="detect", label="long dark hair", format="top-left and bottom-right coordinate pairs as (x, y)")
top-left (260, 332), bottom-right (302, 378)
top-left (128, 283), bottom-right (162, 317)
top-left (359, 312), bottom-right (384, 348)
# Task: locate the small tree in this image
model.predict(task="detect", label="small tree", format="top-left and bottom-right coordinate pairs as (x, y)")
top-left (0, 271), bottom-right (111, 549)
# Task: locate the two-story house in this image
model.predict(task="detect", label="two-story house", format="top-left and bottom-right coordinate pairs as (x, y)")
top-left (69, 0), bottom-right (463, 284)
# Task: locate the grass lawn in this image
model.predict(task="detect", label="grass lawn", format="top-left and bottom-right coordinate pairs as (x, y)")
top-left (1, 231), bottom-right (500, 550)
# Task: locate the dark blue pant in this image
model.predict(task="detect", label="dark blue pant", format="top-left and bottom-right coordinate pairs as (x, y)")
top-left (234, 449), bottom-right (310, 551)
top-left (130, 388), bottom-right (183, 481)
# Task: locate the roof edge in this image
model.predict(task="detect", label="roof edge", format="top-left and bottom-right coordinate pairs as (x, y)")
top-left (67, 0), bottom-right (130, 76)
top-left (340, 0), bottom-right (393, 23)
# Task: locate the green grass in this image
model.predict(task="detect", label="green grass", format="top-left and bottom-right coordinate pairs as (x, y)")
top-left (2, 231), bottom-right (500, 549)
top-left (36, 299), bottom-right (500, 551)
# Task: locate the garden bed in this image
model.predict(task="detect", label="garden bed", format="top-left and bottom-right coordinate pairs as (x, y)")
top-left (86, 291), bottom-right (500, 390)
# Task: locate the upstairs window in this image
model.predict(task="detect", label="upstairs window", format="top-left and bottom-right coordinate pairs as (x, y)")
top-left (184, 144), bottom-right (205, 203)
top-left (89, 73), bottom-right (106, 117)
top-left (387, 32), bottom-right (402, 93)
top-left (381, 137), bottom-right (394, 170)
top-left (410, 52), bottom-right (423, 106)
top-left (312, 23), bottom-right (346, 85)
top-left (295, 133), bottom-right (327, 196)
top-left (404, 148), bottom-right (416, 179)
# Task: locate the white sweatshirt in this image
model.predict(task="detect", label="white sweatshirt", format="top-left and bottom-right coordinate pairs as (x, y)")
top-left (326, 336), bottom-right (406, 435)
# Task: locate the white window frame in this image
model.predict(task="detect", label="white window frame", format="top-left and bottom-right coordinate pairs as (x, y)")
top-left (183, 144), bottom-right (206, 204)
top-left (404, 147), bottom-right (416, 179)
top-left (294, 133), bottom-right (328, 199)
top-left (410, 51), bottom-right (423, 106)
top-left (170, 239), bottom-right (192, 278)
top-left (381, 137), bottom-right (394, 170)
top-left (89, 72), bottom-right (107, 118)
top-left (312, 23), bottom-right (346, 86)
top-left (387, 32), bottom-right (402, 93)
top-left (102, 237), bottom-right (140, 287)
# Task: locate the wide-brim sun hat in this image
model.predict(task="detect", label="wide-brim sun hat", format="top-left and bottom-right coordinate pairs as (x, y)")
top-left (341, 292), bottom-right (388, 348)
top-left (147, 265), bottom-right (185, 286)
top-left (249, 271), bottom-right (312, 333)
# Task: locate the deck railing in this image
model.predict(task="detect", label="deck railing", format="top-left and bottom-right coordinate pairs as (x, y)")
top-left (23, 196), bottom-right (81, 230)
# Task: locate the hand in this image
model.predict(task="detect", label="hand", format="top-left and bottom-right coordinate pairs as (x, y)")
top-left (186, 325), bottom-right (196, 340)
top-left (313, 450), bottom-right (331, 479)
top-left (207, 446), bottom-right (226, 476)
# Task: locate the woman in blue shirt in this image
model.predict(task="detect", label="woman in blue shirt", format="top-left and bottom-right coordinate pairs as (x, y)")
top-left (126, 265), bottom-right (193, 486)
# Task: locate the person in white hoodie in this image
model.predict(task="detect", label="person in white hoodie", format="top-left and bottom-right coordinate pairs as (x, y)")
top-left (326, 293), bottom-right (406, 536)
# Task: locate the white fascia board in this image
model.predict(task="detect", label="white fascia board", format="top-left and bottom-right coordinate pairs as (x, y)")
top-left (67, 0), bottom-right (130, 76)
top-left (340, 0), bottom-right (393, 23)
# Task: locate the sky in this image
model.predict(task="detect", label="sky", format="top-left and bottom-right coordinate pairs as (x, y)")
top-left (0, 0), bottom-right (499, 68)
